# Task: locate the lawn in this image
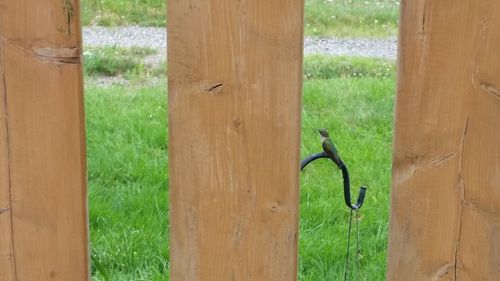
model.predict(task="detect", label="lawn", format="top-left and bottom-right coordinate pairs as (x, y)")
top-left (304, 0), bottom-right (399, 37)
top-left (81, 0), bottom-right (400, 37)
top-left (82, 0), bottom-right (166, 27)
top-left (84, 55), bottom-right (395, 280)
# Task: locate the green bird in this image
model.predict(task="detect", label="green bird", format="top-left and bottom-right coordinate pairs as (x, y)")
top-left (317, 128), bottom-right (343, 169)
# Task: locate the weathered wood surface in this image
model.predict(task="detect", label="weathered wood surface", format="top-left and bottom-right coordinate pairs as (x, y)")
top-left (388, 1), bottom-right (500, 280)
top-left (0, 1), bottom-right (89, 280)
top-left (168, 0), bottom-right (304, 280)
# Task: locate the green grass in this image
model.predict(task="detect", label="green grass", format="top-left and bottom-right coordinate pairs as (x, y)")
top-left (83, 46), bottom-right (159, 77)
top-left (86, 85), bottom-right (169, 281)
top-left (82, 0), bottom-right (166, 26)
top-left (86, 56), bottom-right (395, 280)
top-left (304, 55), bottom-right (395, 79)
top-left (305, 0), bottom-right (400, 37)
top-left (81, 0), bottom-right (399, 37)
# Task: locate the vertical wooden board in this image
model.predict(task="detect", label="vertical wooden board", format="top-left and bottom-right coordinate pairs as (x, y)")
top-left (0, 38), bottom-right (14, 281)
top-left (0, 0), bottom-right (88, 280)
top-left (388, 1), bottom-right (500, 280)
top-left (168, 0), bottom-right (304, 280)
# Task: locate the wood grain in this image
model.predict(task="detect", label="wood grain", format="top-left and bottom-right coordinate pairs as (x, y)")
top-left (388, 1), bottom-right (500, 280)
top-left (0, 1), bottom-right (89, 280)
top-left (168, 0), bottom-right (304, 280)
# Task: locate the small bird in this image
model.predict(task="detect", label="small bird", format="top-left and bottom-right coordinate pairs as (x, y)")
top-left (317, 128), bottom-right (343, 169)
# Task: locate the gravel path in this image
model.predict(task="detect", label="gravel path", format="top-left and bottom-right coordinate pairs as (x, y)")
top-left (83, 26), bottom-right (398, 63)
top-left (303, 37), bottom-right (397, 59)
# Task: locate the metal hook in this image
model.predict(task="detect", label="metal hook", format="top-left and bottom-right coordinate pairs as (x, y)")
top-left (301, 153), bottom-right (367, 210)
top-left (339, 161), bottom-right (367, 210)
top-left (300, 151), bottom-right (329, 170)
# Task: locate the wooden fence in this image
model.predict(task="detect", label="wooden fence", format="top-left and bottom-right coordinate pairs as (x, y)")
top-left (0, 0), bottom-right (88, 280)
top-left (388, 1), bottom-right (500, 280)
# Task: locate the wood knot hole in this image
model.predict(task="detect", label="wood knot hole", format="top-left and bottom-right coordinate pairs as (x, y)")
top-left (233, 118), bottom-right (242, 129)
top-left (270, 202), bottom-right (282, 213)
top-left (207, 83), bottom-right (224, 93)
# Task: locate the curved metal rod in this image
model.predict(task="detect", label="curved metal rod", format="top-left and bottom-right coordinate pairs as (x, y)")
top-left (339, 162), bottom-right (367, 210)
top-left (300, 151), bottom-right (329, 171)
top-left (301, 153), bottom-right (367, 210)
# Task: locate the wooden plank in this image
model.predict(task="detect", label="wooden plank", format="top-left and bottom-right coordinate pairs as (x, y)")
top-left (0, 1), bottom-right (89, 280)
top-left (388, 1), bottom-right (500, 280)
top-left (0, 35), bottom-right (14, 281)
top-left (168, 0), bottom-right (304, 280)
